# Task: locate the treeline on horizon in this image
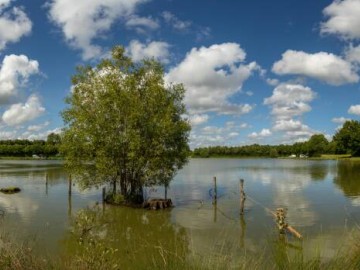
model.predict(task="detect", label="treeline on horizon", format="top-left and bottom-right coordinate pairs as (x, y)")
top-left (192, 141), bottom-right (334, 158)
top-left (0, 133), bottom-right (61, 157)
top-left (192, 120), bottom-right (360, 158)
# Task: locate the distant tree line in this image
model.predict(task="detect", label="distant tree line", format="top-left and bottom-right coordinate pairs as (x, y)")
top-left (192, 120), bottom-right (360, 158)
top-left (0, 133), bottom-right (61, 157)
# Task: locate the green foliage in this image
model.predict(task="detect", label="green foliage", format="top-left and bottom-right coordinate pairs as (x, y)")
top-left (47, 133), bottom-right (61, 145)
top-left (105, 193), bottom-right (125, 205)
top-left (307, 134), bottom-right (329, 157)
top-left (61, 46), bottom-right (191, 202)
top-left (0, 138), bottom-right (60, 157)
top-left (333, 120), bottom-right (360, 157)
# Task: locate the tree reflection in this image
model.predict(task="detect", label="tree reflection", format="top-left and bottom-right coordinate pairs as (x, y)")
top-left (334, 161), bottom-right (360, 196)
top-left (61, 205), bottom-right (189, 269)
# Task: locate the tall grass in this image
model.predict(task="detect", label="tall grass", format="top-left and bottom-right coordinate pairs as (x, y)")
top-left (1, 231), bottom-right (360, 269)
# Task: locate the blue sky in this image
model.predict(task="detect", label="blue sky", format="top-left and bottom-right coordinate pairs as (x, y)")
top-left (0, 0), bottom-right (359, 148)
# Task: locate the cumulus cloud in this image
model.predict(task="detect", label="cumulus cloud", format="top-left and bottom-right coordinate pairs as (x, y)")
top-left (125, 15), bottom-right (159, 32)
top-left (272, 50), bottom-right (359, 85)
top-left (0, 54), bottom-right (39, 103)
top-left (345, 44), bottom-right (360, 63)
top-left (22, 127), bottom-right (62, 141)
top-left (126, 40), bottom-right (170, 63)
top-left (248, 129), bottom-right (272, 139)
top-left (348, 104), bottom-right (360, 115)
top-left (266, 78), bottom-right (279, 86)
top-left (162, 11), bottom-right (191, 30)
top-left (2, 95), bottom-right (45, 126)
top-left (0, 130), bottom-right (16, 139)
top-left (264, 83), bottom-right (316, 120)
top-left (166, 43), bottom-right (258, 115)
top-left (27, 121), bottom-right (50, 132)
top-left (332, 116), bottom-right (351, 123)
top-left (321, 0), bottom-right (360, 40)
top-left (47, 0), bottom-right (147, 60)
top-left (189, 114), bottom-right (209, 126)
top-left (264, 83), bottom-right (317, 142)
top-left (0, 2), bottom-right (32, 51)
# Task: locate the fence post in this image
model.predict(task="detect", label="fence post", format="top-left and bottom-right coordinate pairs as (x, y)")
top-left (212, 176), bottom-right (217, 205)
top-left (240, 179), bottom-right (246, 215)
top-left (68, 175), bottom-right (72, 195)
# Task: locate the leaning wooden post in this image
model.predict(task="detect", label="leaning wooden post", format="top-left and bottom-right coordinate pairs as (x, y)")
top-left (240, 179), bottom-right (246, 215)
top-left (212, 177), bottom-right (217, 205)
top-left (275, 208), bottom-right (302, 239)
top-left (68, 174), bottom-right (72, 195)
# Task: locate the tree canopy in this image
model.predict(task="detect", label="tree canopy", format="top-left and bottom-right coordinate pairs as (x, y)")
top-left (333, 120), bottom-right (360, 157)
top-left (61, 46), bottom-right (191, 203)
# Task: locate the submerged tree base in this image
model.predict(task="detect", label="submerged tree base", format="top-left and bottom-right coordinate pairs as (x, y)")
top-left (0, 187), bottom-right (21, 194)
top-left (142, 198), bottom-right (173, 210)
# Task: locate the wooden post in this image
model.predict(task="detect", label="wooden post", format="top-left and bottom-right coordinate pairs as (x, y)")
top-left (240, 214), bottom-right (246, 248)
top-left (68, 175), bottom-right (72, 195)
top-left (274, 208), bottom-right (302, 239)
top-left (240, 179), bottom-right (246, 215)
top-left (68, 191), bottom-right (72, 217)
top-left (212, 177), bottom-right (217, 205)
top-left (45, 173), bottom-right (48, 195)
top-left (102, 187), bottom-right (106, 202)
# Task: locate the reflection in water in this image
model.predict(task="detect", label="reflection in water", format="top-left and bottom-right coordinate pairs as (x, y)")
top-left (334, 161), bottom-right (360, 197)
top-left (0, 194), bottom-right (39, 222)
top-left (0, 158), bottom-right (360, 265)
top-left (62, 206), bottom-right (189, 268)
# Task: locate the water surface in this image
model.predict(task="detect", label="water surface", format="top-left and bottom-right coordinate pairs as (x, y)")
top-left (0, 158), bottom-right (359, 263)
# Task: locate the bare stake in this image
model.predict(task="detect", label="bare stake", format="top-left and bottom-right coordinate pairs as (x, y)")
top-left (212, 177), bottom-right (217, 205)
top-left (68, 175), bottom-right (72, 195)
top-left (240, 179), bottom-right (246, 215)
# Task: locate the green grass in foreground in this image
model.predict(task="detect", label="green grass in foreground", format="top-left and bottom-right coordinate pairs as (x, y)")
top-left (1, 232), bottom-right (360, 270)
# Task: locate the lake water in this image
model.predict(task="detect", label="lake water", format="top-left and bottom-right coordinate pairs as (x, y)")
top-left (0, 158), bottom-right (360, 265)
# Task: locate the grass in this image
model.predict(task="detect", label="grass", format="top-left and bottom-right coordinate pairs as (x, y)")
top-left (1, 231), bottom-right (360, 270)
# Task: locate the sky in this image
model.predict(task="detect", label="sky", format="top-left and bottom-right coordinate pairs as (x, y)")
top-left (0, 0), bottom-right (359, 148)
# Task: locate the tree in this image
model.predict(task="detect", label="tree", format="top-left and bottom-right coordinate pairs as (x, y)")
top-left (333, 120), bottom-right (360, 157)
top-left (61, 46), bottom-right (191, 203)
top-left (47, 133), bottom-right (61, 145)
top-left (307, 134), bottom-right (329, 157)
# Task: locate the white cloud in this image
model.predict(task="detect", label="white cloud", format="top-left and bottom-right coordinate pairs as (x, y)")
top-left (126, 40), bottom-right (170, 63)
top-left (125, 15), bottom-right (159, 32)
top-left (264, 83), bottom-right (316, 120)
top-left (27, 121), bottom-right (50, 132)
top-left (348, 104), bottom-right (360, 115)
top-left (332, 117), bottom-right (351, 123)
top-left (248, 128), bottom-right (272, 139)
top-left (166, 43), bottom-right (258, 115)
top-left (273, 119), bottom-right (309, 132)
top-left (162, 11), bottom-right (191, 30)
top-left (2, 95), bottom-right (45, 126)
top-left (0, 3), bottom-right (32, 51)
top-left (0, 54), bottom-right (39, 103)
top-left (189, 114), bottom-right (209, 126)
top-left (23, 127), bottom-right (62, 141)
top-left (266, 78), bottom-right (279, 86)
top-left (321, 0), bottom-right (360, 40)
top-left (264, 83), bottom-right (317, 143)
top-left (0, 130), bottom-right (16, 139)
top-left (47, 0), bottom-right (147, 60)
top-left (345, 44), bottom-right (360, 63)
top-left (272, 50), bottom-right (359, 85)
